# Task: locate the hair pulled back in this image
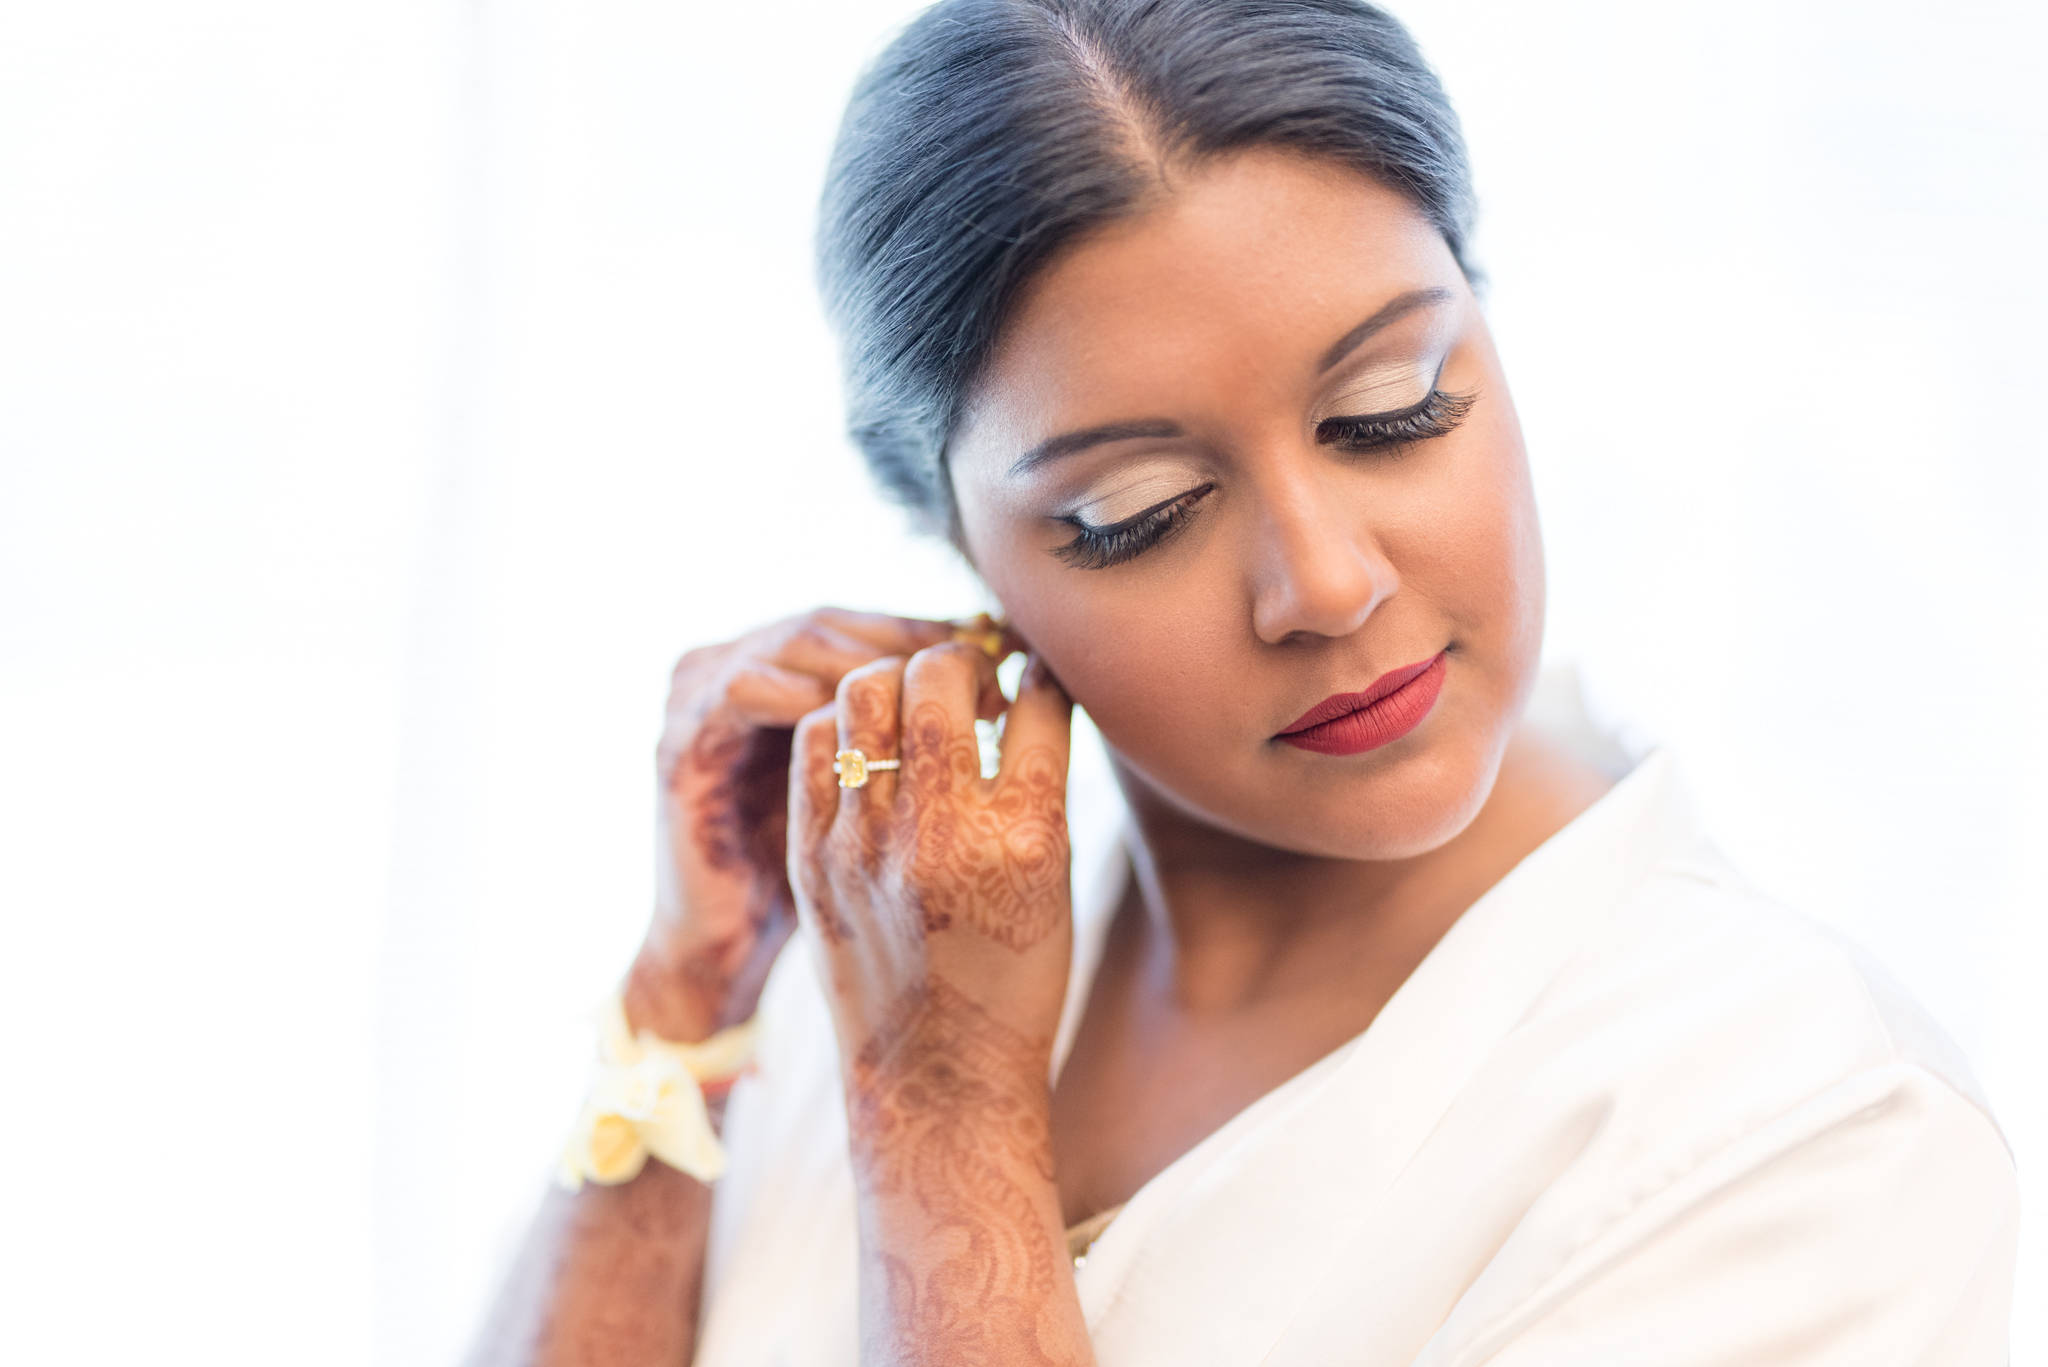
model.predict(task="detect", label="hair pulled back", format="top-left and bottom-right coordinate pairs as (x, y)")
top-left (818, 0), bottom-right (1474, 532)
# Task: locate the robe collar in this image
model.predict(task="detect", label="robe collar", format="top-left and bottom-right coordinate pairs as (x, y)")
top-left (1067, 751), bottom-right (1701, 1364)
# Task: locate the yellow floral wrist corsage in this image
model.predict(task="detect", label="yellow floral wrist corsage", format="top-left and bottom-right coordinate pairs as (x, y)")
top-left (556, 993), bottom-right (758, 1190)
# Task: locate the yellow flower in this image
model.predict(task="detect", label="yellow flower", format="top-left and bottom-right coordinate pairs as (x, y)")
top-left (557, 995), bottom-right (758, 1190)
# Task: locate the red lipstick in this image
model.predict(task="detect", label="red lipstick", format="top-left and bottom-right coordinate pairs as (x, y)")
top-left (1276, 652), bottom-right (1446, 756)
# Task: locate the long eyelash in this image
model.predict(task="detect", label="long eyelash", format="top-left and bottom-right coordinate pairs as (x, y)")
top-left (1048, 387), bottom-right (1471, 571)
top-left (1318, 388), bottom-right (1476, 452)
top-left (1053, 484), bottom-right (1213, 570)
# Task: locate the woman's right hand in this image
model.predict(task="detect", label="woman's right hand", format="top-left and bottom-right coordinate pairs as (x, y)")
top-left (623, 608), bottom-right (959, 1042)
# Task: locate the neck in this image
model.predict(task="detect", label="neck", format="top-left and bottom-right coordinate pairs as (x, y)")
top-left (1110, 726), bottom-right (1614, 1014)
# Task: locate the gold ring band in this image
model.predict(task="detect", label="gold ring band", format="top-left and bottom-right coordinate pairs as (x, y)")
top-left (833, 749), bottom-right (900, 789)
top-left (950, 612), bottom-right (1009, 661)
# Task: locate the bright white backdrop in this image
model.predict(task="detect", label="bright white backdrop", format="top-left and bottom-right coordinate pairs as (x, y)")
top-left (1, 2), bottom-right (2041, 1363)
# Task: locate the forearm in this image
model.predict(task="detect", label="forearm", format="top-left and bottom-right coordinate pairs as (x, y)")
top-left (855, 1169), bottom-right (1091, 1367)
top-left (847, 981), bottom-right (1094, 1367)
top-left (468, 1160), bottom-right (713, 1367)
top-left (467, 974), bottom-right (726, 1367)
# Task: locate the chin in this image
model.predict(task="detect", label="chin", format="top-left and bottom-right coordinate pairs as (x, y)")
top-left (1333, 748), bottom-right (1502, 860)
top-left (1116, 720), bottom-right (1511, 864)
top-left (1269, 737), bottom-right (1505, 861)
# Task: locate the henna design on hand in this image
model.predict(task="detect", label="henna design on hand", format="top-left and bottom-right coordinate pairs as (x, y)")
top-left (850, 977), bottom-right (1061, 1366)
top-left (807, 872), bottom-right (861, 949)
top-left (641, 712), bottom-right (801, 1032)
top-left (846, 668), bottom-right (902, 746)
top-left (901, 702), bottom-right (1069, 952)
top-left (683, 721), bottom-right (793, 888)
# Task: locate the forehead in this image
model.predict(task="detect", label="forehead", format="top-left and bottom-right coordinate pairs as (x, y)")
top-left (953, 149), bottom-right (1462, 464)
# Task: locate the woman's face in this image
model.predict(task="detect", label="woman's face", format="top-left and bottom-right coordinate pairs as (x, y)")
top-left (950, 149), bottom-right (1543, 861)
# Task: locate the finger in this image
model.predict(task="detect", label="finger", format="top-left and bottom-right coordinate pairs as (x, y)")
top-left (759, 617), bottom-right (902, 690)
top-left (810, 607), bottom-right (955, 657)
top-left (835, 655), bottom-right (907, 810)
top-left (997, 652), bottom-right (1073, 787)
top-left (720, 659), bottom-right (835, 729)
top-left (975, 651), bottom-right (1010, 722)
top-left (899, 641), bottom-right (990, 794)
top-left (666, 642), bottom-right (733, 701)
top-left (943, 616), bottom-right (1020, 718)
top-left (788, 703), bottom-right (842, 895)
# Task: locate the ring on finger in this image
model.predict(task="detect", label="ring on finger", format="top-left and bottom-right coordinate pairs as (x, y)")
top-left (833, 748), bottom-right (900, 789)
top-left (950, 612), bottom-right (1008, 660)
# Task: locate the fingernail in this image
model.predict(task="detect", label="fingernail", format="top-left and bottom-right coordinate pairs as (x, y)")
top-left (1025, 653), bottom-right (1070, 699)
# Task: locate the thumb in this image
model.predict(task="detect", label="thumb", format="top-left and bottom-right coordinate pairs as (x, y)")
top-left (996, 653), bottom-right (1072, 787)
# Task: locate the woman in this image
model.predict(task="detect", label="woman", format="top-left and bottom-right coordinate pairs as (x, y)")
top-left (473, 1), bottom-right (2016, 1362)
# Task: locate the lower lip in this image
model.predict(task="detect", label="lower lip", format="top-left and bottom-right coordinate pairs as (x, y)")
top-left (1276, 654), bottom-right (1447, 756)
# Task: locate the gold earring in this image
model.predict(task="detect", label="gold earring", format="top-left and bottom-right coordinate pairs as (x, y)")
top-left (949, 612), bottom-right (1010, 660)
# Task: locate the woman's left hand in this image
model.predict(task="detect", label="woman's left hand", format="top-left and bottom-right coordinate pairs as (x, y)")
top-left (789, 640), bottom-right (1096, 1365)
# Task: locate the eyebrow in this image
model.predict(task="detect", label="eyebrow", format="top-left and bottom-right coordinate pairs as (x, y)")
top-left (1010, 418), bottom-right (1183, 476)
top-left (1316, 287), bottom-right (1456, 373)
top-left (1007, 286), bottom-right (1457, 476)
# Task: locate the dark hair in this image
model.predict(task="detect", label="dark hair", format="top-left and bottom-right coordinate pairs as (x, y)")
top-left (818, 0), bottom-right (1475, 533)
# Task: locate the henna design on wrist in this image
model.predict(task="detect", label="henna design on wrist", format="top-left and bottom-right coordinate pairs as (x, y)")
top-left (901, 702), bottom-right (1070, 952)
top-left (849, 977), bottom-right (1063, 1365)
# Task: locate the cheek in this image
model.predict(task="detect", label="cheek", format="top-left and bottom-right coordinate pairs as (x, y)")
top-left (981, 539), bottom-right (1244, 748)
top-left (958, 506), bottom-right (1240, 770)
top-left (1442, 429), bottom-right (1544, 689)
top-left (1394, 438), bottom-right (1542, 645)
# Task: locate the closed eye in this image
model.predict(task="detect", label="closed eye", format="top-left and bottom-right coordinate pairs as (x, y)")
top-left (1053, 483), bottom-right (1214, 570)
top-left (1318, 388), bottom-right (1475, 452)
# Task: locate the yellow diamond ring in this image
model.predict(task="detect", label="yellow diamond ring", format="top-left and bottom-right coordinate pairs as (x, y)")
top-left (833, 749), bottom-right (901, 789)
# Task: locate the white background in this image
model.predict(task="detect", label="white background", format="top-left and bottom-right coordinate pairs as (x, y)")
top-left (1, 1), bottom-right (2041, 1362)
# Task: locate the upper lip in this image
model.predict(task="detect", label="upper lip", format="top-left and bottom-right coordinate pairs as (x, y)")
top-left (1276, 654), bottom-right (1444, 735)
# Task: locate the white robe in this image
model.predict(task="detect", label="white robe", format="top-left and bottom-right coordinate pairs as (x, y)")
top-left (694, 751), bottom-right (2017, 1365)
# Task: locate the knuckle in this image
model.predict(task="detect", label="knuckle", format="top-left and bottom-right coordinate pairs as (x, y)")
top-left (909, 639), bottom-right (977, 680)
top-left (667, 647), bottom-right (723, 701)
top-left (672, 643), bottom-right (725, 680)
top-left (842, 671), bottom-right (898, 721)
top-left (793, 704), bottom-right (838, 746)
top-left (709, 662), bottom-right (763, 709)
top-left (792, 621), bottom-right (838, 652)
top-left (1008, 744), bottom-right (1063, 787)
top-left (727, 657), bottom-right (793, 697)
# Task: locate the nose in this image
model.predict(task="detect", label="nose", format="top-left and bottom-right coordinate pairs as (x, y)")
top-left (1248, 465), bottom-right (1398, 645)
